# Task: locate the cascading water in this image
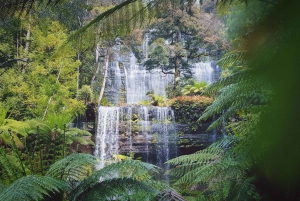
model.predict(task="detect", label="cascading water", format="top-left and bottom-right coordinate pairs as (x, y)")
top-left (125, 53), bottom-right (173, 103)
top-left (94, 106), bottom-right (119, 169)
top-left (193, 62), bottom-right (214, 84)
top-left (94, 43), bottom-right (219, 170)
top-left (94, 105), bottom-right (176, 169)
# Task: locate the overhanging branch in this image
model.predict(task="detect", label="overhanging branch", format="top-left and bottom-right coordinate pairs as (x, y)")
top-left (0, 58), bottom-right (30, 68)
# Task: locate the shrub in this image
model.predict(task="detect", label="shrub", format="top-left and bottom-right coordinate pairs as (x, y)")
top-left (170, 96), bottom-right (213, 132)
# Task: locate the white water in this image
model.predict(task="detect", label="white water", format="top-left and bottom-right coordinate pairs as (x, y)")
top-left (193, 62), bottom-right (214, 84)
top-left (94, 106), bottom-right (176, 169)
top-left (94, 106), bottom-right (119, 169)
top-left (125, 53), bottom-right (174, 104)
top-left (105, 53), bottom-right (216, 104)
top-left (95, 47), bottom-right (217, 169)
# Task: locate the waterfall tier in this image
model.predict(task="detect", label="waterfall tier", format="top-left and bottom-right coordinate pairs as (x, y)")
top-left (94, 106), bottom-right (177, 169)
top-left (104, 53), bottom-right (220, 105)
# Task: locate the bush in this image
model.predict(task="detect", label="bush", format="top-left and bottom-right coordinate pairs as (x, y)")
top-left (170, 96), bottom-right (213, 132)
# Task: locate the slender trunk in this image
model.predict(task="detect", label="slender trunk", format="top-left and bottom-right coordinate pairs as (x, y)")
top-left (90, 44), bottom-right (101, 90)
top-left (98, 48), bottom-right (110, 105)
top-left (76, 53), bottom-right (80, 94)
top-left (173, 29), bottom-right (181, 88)
top-left (90, 62), bottom-right (100, 91)
top-left (42, 61), bottom-right (63, 120)
top-left (174, 56), bottom-right (180, 88)
top-left (22, 23), bottom-right (30, 73)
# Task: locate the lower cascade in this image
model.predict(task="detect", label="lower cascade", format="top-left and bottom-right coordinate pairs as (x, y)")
top-left (94, 106), bottom-right (177, 169)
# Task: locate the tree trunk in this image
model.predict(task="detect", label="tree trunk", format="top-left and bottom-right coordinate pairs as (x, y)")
top-left (98, 48), bottom-right (110, 105)
top-left (174, 56), bottom-right (180, 88)
top-left (22, 23), bottom-right (30, 73)
top-left (42, 61), bottom-right (63, 120)
top-left (90, 44), bottom-right (101, 90)
top-left (173, 29), bottom-right (181, 88)
top-left (76, 53), bottom-right (80, 94)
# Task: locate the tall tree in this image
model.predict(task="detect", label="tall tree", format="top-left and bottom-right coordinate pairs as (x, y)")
top-left (144, 2), bottom-right (226, 88)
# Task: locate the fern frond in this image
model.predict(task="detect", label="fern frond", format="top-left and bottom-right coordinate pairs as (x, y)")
top-left (70, 160), bottom-right (160, 200)
top-left (229, 176), bottom-right (260, 201)
top-left (202, 71), bottom-right (249, 97)
top-left (217, 49), bottom-right (247, 69)
top-left (200, 74), bottom-right (270, 129)
top-left (0, 147), bottom-right (26, 185)
top-left (46, 153), bottom-right (97, 182)
top-left (0, 184), bottom-right (5, 194)
top-left (155, 189), bottom-right (187, 201)
top-left (167, 144), bottom-right (225, 166)
top-left (71, 178), bottom-right (158, 201)
top-left (0, 175), bottom-right (68, 201)
top-left (66, 127), bottom-right (92, 136)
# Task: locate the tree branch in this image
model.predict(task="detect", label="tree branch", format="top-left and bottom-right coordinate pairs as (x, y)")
top-left (0, 58), bottom-right (30, 68)
top-left (161, 69), bottom-right (174, 74)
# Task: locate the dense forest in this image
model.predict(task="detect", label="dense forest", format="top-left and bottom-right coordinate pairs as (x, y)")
top-left (1, 0), bottom-right (300, 200)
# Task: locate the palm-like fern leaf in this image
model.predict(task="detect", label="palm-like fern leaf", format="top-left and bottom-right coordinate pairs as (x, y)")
top-left (46, 153), bottom-right (98, 181)
top-left (0, 175), bottom-right (68, 201)
top-left (0, 118), bottom-right (29, 148)
top-left (166, 136), bottom-right (260, 200)
top-left (0, 184), bottom-right (5, 194)
top-left (70, 160), bottom-right (160, 201)
top-left (0, 147), bottom-right (27, 185)
top-left (0, 0), bottom-right (61, 19)
top-left (73, 178), bottom-right (158, 201)
top-left (154, 189), bottom-right (187, 201)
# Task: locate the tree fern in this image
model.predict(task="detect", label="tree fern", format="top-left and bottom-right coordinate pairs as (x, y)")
top-left (0, 147), bottom-right (26, 185)
top-left (70, 160), bottom-right (161, 201)
top-left (166, 136), bottom-right (259, 200)
top-left (0, 175), bottom-right (68, 201)
top-left (154, 189), bottom-right (187, 201)
top-left (72, 178), bottom-right (158, 201)
top-left (46, 153), bottom-right (97, 182)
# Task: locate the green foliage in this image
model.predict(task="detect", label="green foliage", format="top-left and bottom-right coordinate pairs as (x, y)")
top-left (0, 147), bottom-right (27, 185)
top-left (69, 160), bottom-right (163, 201)
top-left (72, 178), bottom-right (158, 201)
top-left (77, 85), bottom-right (93, 105)
top-left (145, 38), bottom-right (170, 69)
top-left (170, 96), bottom-right (213, 132)
top-left (25, 117), bottom-right (94, 174)
top-left (181, 81), bottom-right (207, 96)
top-left (146, 91), bottom-right (168, 106)
top-left (46, 153), bottom-right (97, 181)
top-left (0, 175), bottom-right (68, 201)
top-left (154, 189), bottom-right (187, 201)
top-left (167, 137), bottom-right (260, 201)
top-left (0, 105), bottom-right (29, 148)
top-left (0, 103), bottom-right (8, 126)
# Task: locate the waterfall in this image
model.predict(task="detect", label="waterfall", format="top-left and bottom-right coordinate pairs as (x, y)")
top-left (94, 41), bottom-right (219, 171)
top-left (105, 62), bottom-right (122, 105)
top-left (151, 107), bottom-right (176, 169)
top-left (94, 105), bottom-right (177, 169)
top-left (104, 54), bottom-right (216, 104)
top-left (94, 106), bottom-right (119, 169)
top-left (125, 53), bottom-right (173, 103)
top-left (193, 62), bottom-right (214, 84)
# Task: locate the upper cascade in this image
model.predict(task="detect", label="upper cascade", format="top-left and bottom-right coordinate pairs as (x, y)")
top-left (103, 51), bottom-right (220, 105)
